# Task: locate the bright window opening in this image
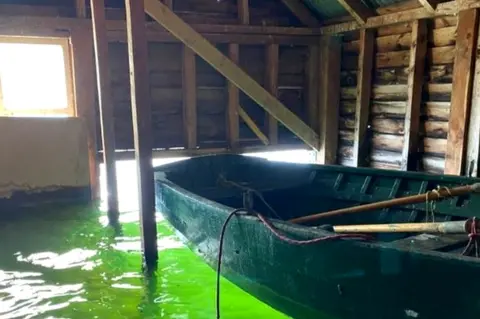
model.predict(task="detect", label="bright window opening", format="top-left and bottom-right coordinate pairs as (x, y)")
top-left (0, 37), bottom-right (74, 117)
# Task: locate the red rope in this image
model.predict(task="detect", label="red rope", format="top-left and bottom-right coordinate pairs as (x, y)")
top-left (462, 217), bottom-right (479, 257)
top-left (256, 212), bottom-right (373, 244)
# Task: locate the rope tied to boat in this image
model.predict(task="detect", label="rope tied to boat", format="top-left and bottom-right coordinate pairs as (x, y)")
top-left (425, 186), bottom-right (452, 223)
top-left (462, 217), bottom-right (480, 257)
top-left (215, 182), bottom-right (372, 319)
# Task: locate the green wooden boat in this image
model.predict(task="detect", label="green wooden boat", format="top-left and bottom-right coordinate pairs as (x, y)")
top-left (154, 154), bottom-right (480, 319)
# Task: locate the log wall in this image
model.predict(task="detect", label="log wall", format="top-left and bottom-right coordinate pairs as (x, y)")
top-left (338, 17), bottom-right (457, 174)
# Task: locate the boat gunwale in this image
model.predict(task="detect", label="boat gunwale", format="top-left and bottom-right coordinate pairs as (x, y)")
top-left (156, 176), bottom-right (480, 264)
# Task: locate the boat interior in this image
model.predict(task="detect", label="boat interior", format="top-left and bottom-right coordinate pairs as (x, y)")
top-left (156, 154), bottom-right (480, 258)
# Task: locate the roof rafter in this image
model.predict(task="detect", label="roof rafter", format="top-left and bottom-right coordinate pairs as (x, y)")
top-left (417, 0), bottom-right (440, 13)
top-left (336, 0), bottom-right (376, 24)
top-left (280, 0), bottom-right (321, 27)
top-left (319, 0), bottom-right (480, 35)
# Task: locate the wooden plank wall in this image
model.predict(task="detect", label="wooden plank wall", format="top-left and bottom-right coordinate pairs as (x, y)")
top-left (99, 26), bottom-right (308, 152)
top-left (338, 16), bottom-right (457, 174)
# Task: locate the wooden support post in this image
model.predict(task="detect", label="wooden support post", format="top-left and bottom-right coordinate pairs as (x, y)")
top-left (91, 0), bottom-right (119, 222)
top-left (144, 0), bottom-right (319, 150)
top-left (125, 0), bottom-right (158, 269)
top-left (336, 0), bottom-right (375, 24)
top-left (306, 45), bottom-right (319, 132)
top-left (76, 0), bottom-right (87, 18)
top-left (182, 46), bottom-right (197, 149)
top-left (317, 36), bottom-right (341, 164)
top-left (226, 0), bottom-right (248, 149)
top-left (467, 19), bottom-right (480, 178)
top-left (445, 9), bottom-right (479, 176)
top-left (227, 44), bottom-right (240, 149)
top-left (401, 19), bottom-right (427, 171)
top-left (70, 28), bottom-right (99, 201)
top-left (265, 44), bottom-right (279, 145)
top-left (353, 29), bottom-right (375, 167)
top-left (281, 0), bottom-right (320, 27)
top-left (237, 0), bottom-right (249, 25)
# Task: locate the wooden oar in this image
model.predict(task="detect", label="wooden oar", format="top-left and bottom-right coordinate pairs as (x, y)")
top-left (333, 219), bottom-right (478, 234)
top-left (289, 183), bottom-right (480, 224)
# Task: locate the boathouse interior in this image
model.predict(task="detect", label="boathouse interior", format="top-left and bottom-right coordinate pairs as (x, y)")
top-left (1, 0), bottom-right (480, 317)
top-left (1, 0), bottom-right (479, 206)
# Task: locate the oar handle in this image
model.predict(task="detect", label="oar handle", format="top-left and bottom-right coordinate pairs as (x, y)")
top-left (289, 183), bottom-right (480, 224)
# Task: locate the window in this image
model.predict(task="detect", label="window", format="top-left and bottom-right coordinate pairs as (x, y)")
top-left (0, 37), bottom-right (75, 117)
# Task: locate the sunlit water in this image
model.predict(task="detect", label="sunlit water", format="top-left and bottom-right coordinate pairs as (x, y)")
top-left (0, 151), bottom-right (315, 319)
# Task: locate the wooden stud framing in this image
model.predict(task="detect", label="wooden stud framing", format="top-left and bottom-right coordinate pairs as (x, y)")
top-left (281, 0), bottom-right (320, 27)
top-left (445, 9), bottom-right (479, 176)
top-left (70, 28), bottom-right (99, 200)
top-left (237, 0), bottom-right (249, 25)
top-left (401, 19), bottom-right (428, 171)
top-left (144, 0), bottom-right (319, 150)
top-left (317, 36), bottom-right (341, 165)
top-left (306, 45), bottom-right (319, 132)
top-left (466, 19), bottom-right (480, 178)
top-left (265, 44), bottom-right (279, 145)
top-left (91, 0), bottom-right (119, 221)
top-left (125, 0), bottom-right (158, 268)
top-left (76, 0), bottom-right (87, 18)
top-left (182, 46), bottom-right (197, 149)
top-left (336, 0), bottom-right (375, 24)
top-left (239, 107), bottom-right (269, 145)
top-left (353, 29), bottom-right (375, 167)
top-left (227, 43), bottom-right (240, 149)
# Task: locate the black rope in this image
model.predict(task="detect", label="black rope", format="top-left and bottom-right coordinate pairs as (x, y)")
top-left (216, 208), bottom-right (247, 319)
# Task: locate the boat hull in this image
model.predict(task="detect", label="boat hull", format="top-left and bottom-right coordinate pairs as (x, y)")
top-left (155, 179), bottom-right (480, 319)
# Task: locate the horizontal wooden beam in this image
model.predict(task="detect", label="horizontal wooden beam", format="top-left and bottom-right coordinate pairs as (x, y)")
top-left (319, 0), bottom-right (480, 35)
top-left (0, 16), bottom-right (318, 45)
top-left (1, 0), bottom-right (479, 38)
top-left (144, 0), bottom-right (319, 150)
top-left (97, 144), bottom-right (309, 162)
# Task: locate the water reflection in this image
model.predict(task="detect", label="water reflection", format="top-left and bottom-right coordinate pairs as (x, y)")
top-left (0, 270), bottom-right (84, 319)
top-left (0, 151), bottom-right (314, 318)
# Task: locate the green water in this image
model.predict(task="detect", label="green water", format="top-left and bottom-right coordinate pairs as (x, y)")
top-left (0, 205), bottom-right (289, 319)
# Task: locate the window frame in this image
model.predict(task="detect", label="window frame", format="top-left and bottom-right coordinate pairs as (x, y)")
top-left (0, 36), bottom-right (76, 117)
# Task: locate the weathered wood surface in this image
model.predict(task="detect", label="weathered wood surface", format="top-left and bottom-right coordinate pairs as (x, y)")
top-left (144, 0), bottom-right (319, 150)
top-left (467, 19), bottom-right (480, 178)
top-left (125, 0), bottom-right (157, 268)
top-left (402, 20), bottom-right (427, 171)
top-left (70, 28), bottom-right (99, 199)
top-left (320, 0), bottom-right (480, 35)
top-left (338, 18), bottom-right (454, 174)
top-left (91, 0), bottom-right (119, 217)
top-left (182, 46), bottom-right (197, 149)
top-left (353, 29), bottom-right (375, 167)
top-left (99, 34), bottom-right (309, 151)
top-left (317, 36), bottom-right (341, 165)
top-left (445, 9), bottom-right (479, 176)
